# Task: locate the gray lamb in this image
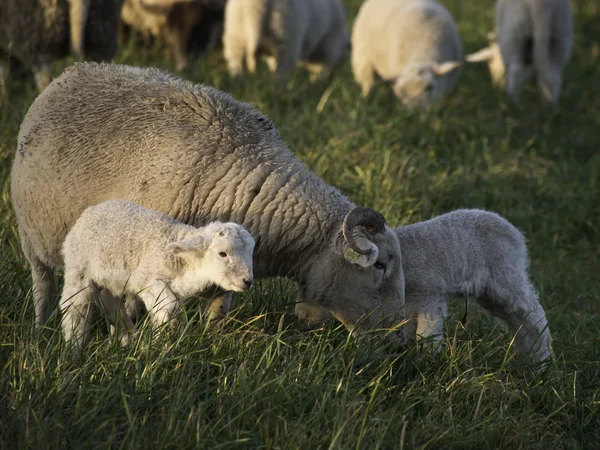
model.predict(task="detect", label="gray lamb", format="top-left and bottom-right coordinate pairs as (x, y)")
top-left (296, 209), bottom-right (552, 361)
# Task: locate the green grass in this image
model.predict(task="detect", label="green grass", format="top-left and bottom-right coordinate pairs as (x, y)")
top-left (1, 0), bottom-right (599, 448)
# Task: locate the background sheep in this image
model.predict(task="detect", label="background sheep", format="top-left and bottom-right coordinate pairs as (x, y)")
top-left (296, 209), bottom-right (552, 361)
top-left (351, 0), bottom-right (463, 110)
top-left (120, 0), bottom-right (226, 71)
top-left (0, 0), bottom-right (124, 91)
top-left (10, 62), bottom-right (404, 336)
top-left (223, 0), bottom-right (350, 81)
top-left (60, 200), bottom-right (254, 352)
top-left (466, 0), bottom-right (573, 105)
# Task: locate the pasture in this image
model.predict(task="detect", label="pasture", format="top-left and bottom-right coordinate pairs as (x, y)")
top-left (0, 0), bottom-right (599, 448)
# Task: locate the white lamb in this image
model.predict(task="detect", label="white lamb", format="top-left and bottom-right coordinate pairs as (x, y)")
top-left (222, 0), bottom-right (350, 82)
top-left (466, 0), bottom-right (573, 105)
top-left (351, 0), bottom-right (463, 110)
top-left (60, 200), bottom-right (255, 352)
top-left (296, 209), bottom-right (552, 362)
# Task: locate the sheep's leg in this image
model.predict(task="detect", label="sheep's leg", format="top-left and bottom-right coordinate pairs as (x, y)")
top-left (478, 280), bottom-right (551, 361)
top-left (405, 294), bottom-right (448, 347)
top-left (98, 289), bottom-right (135, 346)
top-left (295, 300), bottom-right (330, 328)
top-left (0, 61), bottom-right (7, 96)
top-left (60, 273), bottom-right (95, 355)
top-left (137, 280), bottom-right (180, 332)
top-left (32, 63), bottom-right (52, 91)
top-left (205, 291), bottom-right (232, 324)
top-left (352, 59), bottom-right (376, 97)
top-left (274, 36), bottom-right (302, 84)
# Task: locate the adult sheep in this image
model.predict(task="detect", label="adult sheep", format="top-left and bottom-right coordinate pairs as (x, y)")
top-left (11, 62), bottom-right (405, 335)
top-left (0, 0), bottom-right (125, 91)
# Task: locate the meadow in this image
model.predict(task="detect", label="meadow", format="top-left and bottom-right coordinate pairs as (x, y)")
top-left (0, 0), bottom-right (599, 448)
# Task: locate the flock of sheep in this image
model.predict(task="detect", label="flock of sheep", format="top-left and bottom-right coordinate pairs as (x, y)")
top-left (3, 0), bottom-right (570, 362)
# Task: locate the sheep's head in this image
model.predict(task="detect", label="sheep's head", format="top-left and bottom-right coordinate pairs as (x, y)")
top-left (391, 61), bottom-right (461, 110)
top-left (166, 222), bottom-right (255, 293)
top-left (301, 207), bottom-right (405, 334)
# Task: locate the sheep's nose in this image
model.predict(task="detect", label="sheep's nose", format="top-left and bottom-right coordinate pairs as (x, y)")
top-left (242, 278), bottom-right (253, 290)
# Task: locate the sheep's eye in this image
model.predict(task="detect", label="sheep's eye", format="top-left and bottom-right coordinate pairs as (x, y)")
top-left (374, 262), bottom-right (386, 273)
top-left (219, 252), bottom-right (227, 258)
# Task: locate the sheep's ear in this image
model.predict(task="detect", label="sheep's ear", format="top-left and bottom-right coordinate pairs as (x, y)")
top-left (165, 236), bottom-right (208, 254)
top-left (465, 47), bottom-right (495, 63)
top-left (432, 61), bottom-right (462, 76)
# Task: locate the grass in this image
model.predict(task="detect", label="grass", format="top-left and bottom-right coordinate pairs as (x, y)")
top-left (1, 0), bottom-right (599, 448)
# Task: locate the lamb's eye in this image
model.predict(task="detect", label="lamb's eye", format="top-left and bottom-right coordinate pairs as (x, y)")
top-left (219, 252), bottom-right (227, 258)
top-left (373, 262), bottom-right (386, 273)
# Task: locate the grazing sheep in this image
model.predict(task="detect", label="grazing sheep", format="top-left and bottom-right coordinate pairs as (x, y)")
top-left (296, 210), bottom-right (552, 361)
top-left (223, 0), bottom-right (350, 81)
top-left (465, 0), bottom-right (573, 105)
top-left (351, 0), bottom-right (463, 110)
top-left (0, 0), bottom-right (124, 91)
top-left (60, 200), bottom-right (255, 351)
top-left (11, 62), bottom-right (404, 336)
top-left (120, 0), bottom-right (226, 71)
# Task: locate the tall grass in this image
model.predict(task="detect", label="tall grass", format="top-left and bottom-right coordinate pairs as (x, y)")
top-left (1, 0), bottom-right (599, 448)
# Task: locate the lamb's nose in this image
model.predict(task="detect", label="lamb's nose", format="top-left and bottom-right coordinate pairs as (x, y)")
top-left (243, 278), bottom-right (253, 290)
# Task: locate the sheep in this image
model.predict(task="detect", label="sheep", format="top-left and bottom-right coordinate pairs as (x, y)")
top-left (296, 209), bottom-right (552, 362)
top-left (120, 0), bottom-right (226, 71)
top-left (351, 0), bottom-right (463, 110)
top-left (465, 0), bottom-right (573, 105)
top-left (222, 0), bottom-right (351, 82)
top-left (60, 199), bottom-right (255, 352)
top-left (0, 0), bottom-right (124, 91)
top-left (10, 62), bottom-right (405, 337)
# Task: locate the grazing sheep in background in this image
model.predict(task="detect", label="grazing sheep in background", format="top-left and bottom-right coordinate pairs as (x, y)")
top-left (351, 0), bottom-right (463, 110)
top-left (296, 210), bottom-right (552, 362)
top-left (223, 0), bottom-right (350, 82)
top-left (120, 0), bottom-right (226, 71)
top-left (465, 0), bottom-right (573, 105)
top-left (0, 0), bottom-right (124, 91)
top-left (60, 200), bottom-right (255, 352)
top-left (11, 62), bottom-right (405, 336)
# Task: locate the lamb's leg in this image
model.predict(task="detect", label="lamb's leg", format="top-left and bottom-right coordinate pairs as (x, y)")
top-left (274, 35), bottom-right (302, 84)
top-left (98, 289), bottom-right (135, 346)
top-left (405, 294), bottom-right (448, 347)
top-left (506, 59), bottom-right (534, 102)
top-left (137, 280), bottom-right (180, 332)
top-left (478, 279), bottom-right (551, 361)
top-left (60, 272), bottom-right (95, 355)
top-left (205, 291), bottom-right (232, 324)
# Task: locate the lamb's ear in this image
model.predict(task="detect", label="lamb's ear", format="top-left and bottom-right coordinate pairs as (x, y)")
top-left (432, 61), bottom-right (462, 76)
top-left (165, 235), bottom-right (208, 254)
top-left (465, 47), bottom-right (495, 63)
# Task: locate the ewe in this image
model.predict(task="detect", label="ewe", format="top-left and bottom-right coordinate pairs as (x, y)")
top-left (296, 210), bottom-right (552, 362)
top-left (351, 0), bottom-right (463, 110)
top-left (466, 0), bottom-right (573, 105)
top-left (223, 0), bottom-right (350, 81)
top-left (11, 62), bottom-right (404, 336)
top-left (60, 200), bottom-right (255, 352)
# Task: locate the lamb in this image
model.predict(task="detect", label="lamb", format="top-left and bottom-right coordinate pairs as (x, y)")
top-left (60, 200), bottom-right (255, 351)
top-left (351, 0), bottom-right (463, 110)
top-left (11, 62), bottom-right (404, 337)
top-left (296, 209), bottom-right (552, 361)
top-left (222, 0), bottom-right (351, 82)
top-left (465, 0), bottom-right (573, 105)
top-left (120, 0), bottom-right (226, 71)
top-left (0, 0), bottom-right (124, 91)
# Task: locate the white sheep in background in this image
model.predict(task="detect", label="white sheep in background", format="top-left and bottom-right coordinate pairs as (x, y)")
top-left (223, 0), bottom-right (350, 82)
top-left (60, 200), bottom-right (255, 352)
top-left (296, 209), bottom-right (552, 362)
top-left (351, 0), bottom-right (463, 110)
top-left (466, 0), bottom-right (573, 105)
